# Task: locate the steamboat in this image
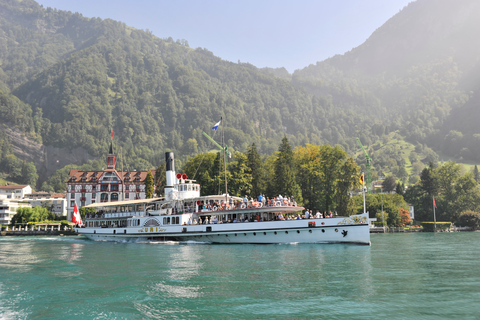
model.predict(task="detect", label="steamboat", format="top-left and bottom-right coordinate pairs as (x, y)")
top-left (76, 152), bottom-right (370, 245)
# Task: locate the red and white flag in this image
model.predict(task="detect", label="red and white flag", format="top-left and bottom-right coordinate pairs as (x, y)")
top-left (72, 202), bottom-right (82, 225)
top-left (433, 196), bottom-right (437, 209)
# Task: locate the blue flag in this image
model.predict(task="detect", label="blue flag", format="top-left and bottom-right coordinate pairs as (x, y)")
top-left (212, 120), bottom-right (221, 131)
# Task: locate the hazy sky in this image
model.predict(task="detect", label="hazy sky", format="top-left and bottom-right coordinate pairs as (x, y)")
top-left (36, 0), bottom-right (413, 72)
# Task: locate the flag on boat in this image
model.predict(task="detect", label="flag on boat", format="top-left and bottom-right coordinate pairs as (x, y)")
top-left (212, 120), bottom-right (221, 131)
top-left (72, 202), bottom-right (82, 225)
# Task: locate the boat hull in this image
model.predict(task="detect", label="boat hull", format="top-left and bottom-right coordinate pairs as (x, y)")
top-left (77, 214), bottom-right (371, 245)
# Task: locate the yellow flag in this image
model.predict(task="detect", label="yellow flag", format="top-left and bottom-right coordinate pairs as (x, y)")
top-left (360, 173), bottom-right (364, 185)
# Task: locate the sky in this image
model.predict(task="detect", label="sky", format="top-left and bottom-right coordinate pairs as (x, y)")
top-left (36, 0), bottom-right (413, 73)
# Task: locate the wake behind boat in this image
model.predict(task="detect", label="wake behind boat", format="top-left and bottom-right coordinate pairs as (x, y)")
top-left (75, 152), bottom-right (371, 245)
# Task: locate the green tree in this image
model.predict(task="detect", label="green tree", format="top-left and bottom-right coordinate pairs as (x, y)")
top-left (273, 137), bottom-right (302, 204)
top-left (382, 175), bottom-right (397, 193)
top-left (154, 163), bottom-right (166, 197)
top-left (30, 206), bottom-right (54, 222)
top-left (183, 152), bottom-right (218, 196)
top-left (10, 207), bottom-right (33, 225)
top-left (246, 143), bottom-right (263, 197)
top-left (228, 151), bottom-right (252, 197)
top-left (395, 182), bottom-right (404, 196)
top-left (21, 161), bottom-right (38, 188)
top-left (317, 145), bottom-right (347, 214)
top-left (473, 165), bottom-right (479, 183)
top-left (294, 144), bottom-right (323, 210)
top-left (145, 171), bottom-right (154, 199)
top-left (456, 211), bottom-right (480, 228)
top-left (335, 157), bottom-right (360, 216)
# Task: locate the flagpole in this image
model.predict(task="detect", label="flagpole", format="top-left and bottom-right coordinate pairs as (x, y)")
top-left (362, 172), bottom-right (366, 213)
top-left (221, 116), bottom-right (228, 205)
top-left (433, 196), bottom-right (436, 232)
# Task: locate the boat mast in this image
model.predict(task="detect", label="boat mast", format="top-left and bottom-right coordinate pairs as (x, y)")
top-left (222, 116), bottom-right (228, 205)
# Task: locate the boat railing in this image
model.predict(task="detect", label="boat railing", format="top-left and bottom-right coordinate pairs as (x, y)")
top-left (198, 199), bottom-right (298, 212)
top-left (86, 211), bottom-right (146, 219)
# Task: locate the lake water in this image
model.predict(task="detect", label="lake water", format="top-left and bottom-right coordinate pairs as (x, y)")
top-left (0, 233), bottom-right (479, 319)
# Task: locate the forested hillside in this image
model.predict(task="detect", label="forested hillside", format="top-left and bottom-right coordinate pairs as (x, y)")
top-left (1, 0), bottom-right (479, 192)
top-left (0, 0), bottom-right (383, 188)
top-left (292, 0), bottom-right (480, 163)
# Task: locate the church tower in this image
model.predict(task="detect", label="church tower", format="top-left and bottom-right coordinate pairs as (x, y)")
top-left (107, 142), bottom-right (116, 169)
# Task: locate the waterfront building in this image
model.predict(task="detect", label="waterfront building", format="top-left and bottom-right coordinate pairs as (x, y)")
top-left (0, 184), bottom-right (32, 200)
top-left (66, 144), bottom-right (155, 220)
top-left (23, 192), bottom-right (67, 217)
top-left (0, 194), bottom-right (32, 225)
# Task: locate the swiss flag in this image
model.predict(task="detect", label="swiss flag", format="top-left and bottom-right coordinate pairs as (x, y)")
top-left (72, 202), bottom-right (82, 225)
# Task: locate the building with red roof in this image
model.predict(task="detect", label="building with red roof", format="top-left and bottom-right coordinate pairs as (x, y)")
top-left (66, 143), bottom-right (155, 220)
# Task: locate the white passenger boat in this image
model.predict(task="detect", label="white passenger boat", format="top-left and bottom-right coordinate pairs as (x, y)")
top-left (75, 152), bottom-right (370, 245)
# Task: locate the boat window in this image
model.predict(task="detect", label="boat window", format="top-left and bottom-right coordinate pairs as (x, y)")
top-left (188, 185), bottom-right (192, 191)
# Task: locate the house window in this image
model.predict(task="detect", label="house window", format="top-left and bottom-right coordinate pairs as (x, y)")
top-left (125, 193), bottom-right (130, 199)
top-left (101, 193), bottom-right (108, 202)
top-left (70, 201), bottom-right (75, 207)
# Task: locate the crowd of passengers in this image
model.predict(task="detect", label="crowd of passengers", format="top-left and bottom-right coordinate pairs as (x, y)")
top-left (183, 209), bottom-right (336, 225)
top-left (187, 194), bottom-right (298, 213)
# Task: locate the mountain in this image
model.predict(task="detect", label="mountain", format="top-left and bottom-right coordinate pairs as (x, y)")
top-left (292, 0), bottom-right (480, 161)
top-left (1, 0), bottom-right (480, 190)
top-left (0, 0), bottom-right (377, 185)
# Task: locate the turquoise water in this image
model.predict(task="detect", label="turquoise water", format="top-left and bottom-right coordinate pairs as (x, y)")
top-left (0, 233), bottom-right (479, 319)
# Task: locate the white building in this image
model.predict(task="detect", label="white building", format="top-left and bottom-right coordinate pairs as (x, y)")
top-left (0, 184), bottom-right (32, 200)
top-left (0, 195), bottom-right (32, 225)
top-left (23, 192), bottom-right (67, 217)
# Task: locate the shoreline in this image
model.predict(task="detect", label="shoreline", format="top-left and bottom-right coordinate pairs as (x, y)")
top-left (1, 230), bottom-right (78, 236)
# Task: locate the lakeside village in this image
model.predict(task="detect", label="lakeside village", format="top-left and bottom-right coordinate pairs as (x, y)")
top-left (0, 144), bottom-right (474, 236)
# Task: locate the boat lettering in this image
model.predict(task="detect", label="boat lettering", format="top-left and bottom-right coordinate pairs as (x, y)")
top-left (139, 227), bottom-right (167, 233)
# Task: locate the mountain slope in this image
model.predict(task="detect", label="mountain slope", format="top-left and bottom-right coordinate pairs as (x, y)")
top-left (292, 0), bottom-right (480, 162)
top-left (1, 0), bottom-right (381, 180)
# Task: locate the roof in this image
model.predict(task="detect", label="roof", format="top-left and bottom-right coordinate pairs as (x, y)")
top-left (24, 192), bottom-right (66, 199)
top-left (67, 169), bottom-right (156, 183)
top-left (0, 185), bottom-right (30, 190)
top-left (85, 197), bottom-right (164, 208)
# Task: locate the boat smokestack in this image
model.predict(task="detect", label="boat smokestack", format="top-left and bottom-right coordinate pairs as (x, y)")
top-left (165, 152), bottom-right (176, 200)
